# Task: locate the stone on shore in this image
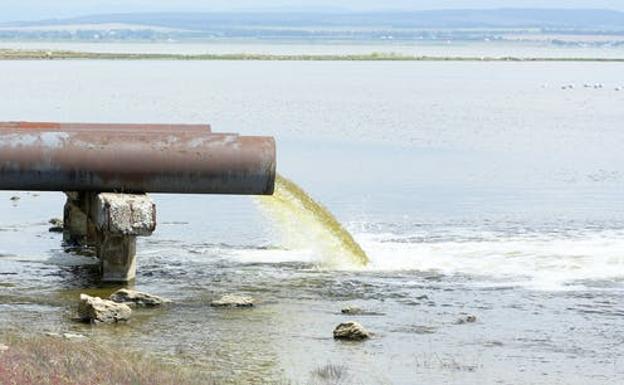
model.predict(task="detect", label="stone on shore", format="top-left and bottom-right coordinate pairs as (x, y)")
top-left (78, 294), bottom-right (132, 324)
top-left (210, 294), bottom-right (254, 308)
top-left (333, 321), bottom-right (371, 340)
top-left (48, 218), bottom-right (64, 233)
top-left (109, 288), bottom-right (171, 307)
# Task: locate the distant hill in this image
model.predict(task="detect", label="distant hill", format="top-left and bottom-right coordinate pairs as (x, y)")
top-left (2, 9), bottom-right (623, 43)
top-left (5, 9), bottom-right (624, 31)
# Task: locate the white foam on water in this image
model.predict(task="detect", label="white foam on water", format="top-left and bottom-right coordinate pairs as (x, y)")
top-left (226, 247), bottom-right (318, 265)
top-left (359, 230), bottom-right (624, 290)
top-left (225, 229), bottom-right (624, 290)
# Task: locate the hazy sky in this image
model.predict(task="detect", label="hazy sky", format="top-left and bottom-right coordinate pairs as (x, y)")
top-left (3, 0), bottom-right (624, 22)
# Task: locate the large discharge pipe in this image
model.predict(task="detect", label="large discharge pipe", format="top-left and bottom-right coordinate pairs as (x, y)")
top-left (0, 123), bottom-right (275, 195)
top-left (0, 121), bottom-right (212, 133)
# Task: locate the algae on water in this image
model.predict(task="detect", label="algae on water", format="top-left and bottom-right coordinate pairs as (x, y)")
top-left (257, 174), bottom-right (369, 267)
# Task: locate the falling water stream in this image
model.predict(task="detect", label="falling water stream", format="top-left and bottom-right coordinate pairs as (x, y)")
top-left (257, 174), bottom-right (369, 267)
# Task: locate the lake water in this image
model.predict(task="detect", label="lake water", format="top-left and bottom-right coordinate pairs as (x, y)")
top-left (0, 47), bottom-right (624, 384)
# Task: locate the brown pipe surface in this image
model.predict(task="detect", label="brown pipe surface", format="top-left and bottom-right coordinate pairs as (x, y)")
top-left (0, 121), bottom-right (212, 133)
top-left (0, 126), bottom-right (275, 195)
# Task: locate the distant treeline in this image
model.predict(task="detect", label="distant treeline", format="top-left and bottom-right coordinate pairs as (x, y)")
top-left (1, 29), bottom-right (624, 47)
top-left (0, 29), bottom-right (511, 42)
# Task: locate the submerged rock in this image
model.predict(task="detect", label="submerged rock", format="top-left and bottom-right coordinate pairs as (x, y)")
top-left (9, 196), bottom-right (19, 201)
top-left (48, 218), bottom-right (64, 233)
top-left (78, 294), bottom-right (132, 324)
top-left (333, 321), bottom-right (371, 341)
top-left (341, 306), bottom-right (363, 315)
top-left (43, 332), bottom-right (87, 340)
top-left (340, 306), bottom-right (385, 316)
top-left (0, 344), bottom-right (8, 354)
top-left (63, 333), bottom-right (88, 340)
top-left (109, 288), bottom-right (170, 307)
top-left (456, 315), bottom-right (477, 325)
top-left (210, 294), bottom-right (254, 308)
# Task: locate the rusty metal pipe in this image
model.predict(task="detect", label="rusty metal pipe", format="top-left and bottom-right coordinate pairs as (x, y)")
top-left (0, 121), bottom-right (212, 133)
top-left (0, 127), bottom-right (275, 195)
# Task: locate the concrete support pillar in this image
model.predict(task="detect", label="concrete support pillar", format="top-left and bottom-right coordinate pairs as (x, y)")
top-left (96, 233), bottom-right (138, 282)
top-left (63, 191), bottom-right (156, 282)
top-left (63, 192), bottom-right (88, 245)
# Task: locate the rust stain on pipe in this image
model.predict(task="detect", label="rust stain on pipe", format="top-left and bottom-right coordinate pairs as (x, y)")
top-left (0, 123), bottom-right (275, 195)
top-left (0, 121), bottom-right (212, 133)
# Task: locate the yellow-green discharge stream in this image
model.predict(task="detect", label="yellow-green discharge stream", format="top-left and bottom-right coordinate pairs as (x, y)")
top-left (257, 174), bottom-right (369, 267)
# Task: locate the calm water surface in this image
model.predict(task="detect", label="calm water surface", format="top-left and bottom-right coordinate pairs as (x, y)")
top-left (0, 57), bottom-right (623, 385)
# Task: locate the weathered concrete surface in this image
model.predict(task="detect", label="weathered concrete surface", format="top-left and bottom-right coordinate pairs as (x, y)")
top-left (91, 193), bottom-right (156, 236)
top-left (91, 193), bottom-right (155, 282)
top-left (96, 234), bottom-right (138, 282)
top-left (210, 294), bottom-right (255, 308)
top-left (109, 289), bottom-right (170, 307)
top-left (63, 193), bottom-right (88, 245)
top-left (62, 192), bottom-right (156, 282)
top-left (77, 294), bottom-right (132, 324)
top-left (333, 321), bottom-right (371, 340)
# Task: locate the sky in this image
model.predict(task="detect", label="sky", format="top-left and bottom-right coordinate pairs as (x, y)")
top-left (2, 0), bottom-right (624, 22)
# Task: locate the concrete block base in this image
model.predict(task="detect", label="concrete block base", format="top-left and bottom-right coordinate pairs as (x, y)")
top-left (97, 233), bottom-right (138, 282)
top-left (63, 192), bottom-right (156, 282)
top-left (63, 193), bottom-right (89, 245)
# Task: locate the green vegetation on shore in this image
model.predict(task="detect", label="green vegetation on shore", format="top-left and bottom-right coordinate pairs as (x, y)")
top-left (0, 334), bottom-right (212, 385)
top-left (0, 49), bottom-right (623, 62)
top-left (0, 333), bottom-right (355, 385)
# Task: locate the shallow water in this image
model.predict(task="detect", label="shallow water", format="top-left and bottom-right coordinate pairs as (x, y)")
top-left (0, 53), bottom-right (624, 384)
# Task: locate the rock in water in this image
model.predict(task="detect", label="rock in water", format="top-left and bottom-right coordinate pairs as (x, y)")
top-left (44, 332), bottom-right (87, 340)
top-left (341, 306), bottom-right (363, 315)
top-left (333, 321), bottom-right (371, 340)
top-left (456, 315), bottom-right (477, 325)
top-left (210, 294), bottom-right (254, 308)
top-left (63, 333), bottom-right (87, 340)
top-left (48, 218), bottom-right (64, 233)
top-left (78, 294), bottom-right (132, 324)
top-left (109, 289), bottom-right (170, 307)
top-left (0, 344), bottom-right (8, 354)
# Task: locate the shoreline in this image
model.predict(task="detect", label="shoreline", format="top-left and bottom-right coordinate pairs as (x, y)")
top-left (0, 49), bottom-right (623, 62)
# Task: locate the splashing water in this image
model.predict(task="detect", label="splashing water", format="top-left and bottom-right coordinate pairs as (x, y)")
top-left (257, 174), bottom-right (369, 267)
